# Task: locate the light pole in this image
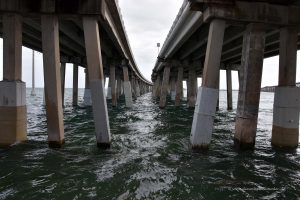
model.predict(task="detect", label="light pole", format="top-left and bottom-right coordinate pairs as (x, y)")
top-left (157, 43), bottom-right (160, 55)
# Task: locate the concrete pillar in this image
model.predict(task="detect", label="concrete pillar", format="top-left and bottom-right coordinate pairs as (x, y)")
top-left (83, 69), bottom-right (92, 106)
top-left (187, 67), bottom-right (197, 108)
top-left (131, 75), bottom-right (137, 100)
top-left (122, 61), bottom-right (133, 108)
top-left (72, 64), bottom-right (78, 106)
top-left (175, 67), bottom-right (183, 107)
top-left (110, 63), bottom-right (117, 106)
top-left (234, 23), bottom-right (266, 149)
top-left (136, 80), bottom-right (141, 97)
top-left (190, 19), bottom-right (226, 150)
top-left (61, 63), bottom-right (66, 106)
top-left (0, 14), bottom-right (27, 147)
top-left (170, 77), bottom-right (176, 101)
top-left (117, 73), bottom-right (122, 98)
top-left (226, 69), bottom-right (233, 110)
top-left (272, 27), bottom-right (300, 149)
top-left (41, 15), bottom-right (64, 147)
top-left (216, 75), bottom-right (220, 111)
top-left (107, 78), bottom-right (112, 99)
top-left (83, 17), bottom-right (111, 148)
top-left (159, 65), bottom-right (171, 109)
top-left (31, 50), bottom-right (36, 96)
top-left (152, 75), bottom-right (161, 98)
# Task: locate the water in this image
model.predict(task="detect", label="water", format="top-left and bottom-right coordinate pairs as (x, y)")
top-left (0, 89), bottom-right (299, 199)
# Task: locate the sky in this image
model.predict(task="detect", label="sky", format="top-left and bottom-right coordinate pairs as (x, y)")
top-left (0, 1), bottom-right (300, 90)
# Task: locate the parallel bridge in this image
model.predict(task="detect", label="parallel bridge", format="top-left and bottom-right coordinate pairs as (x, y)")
top-left (152, 0), bottom-right (300, 150)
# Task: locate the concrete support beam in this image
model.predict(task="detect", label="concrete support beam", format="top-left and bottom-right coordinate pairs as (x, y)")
top-left (187, 68), bottom-right (197, 108)
top-left (191, 19), bottom-right (225, 150)
top-left (122, 62), bottom-right (133, 108)
top-left (226, 69), bottom-right (233, 110)
top-left (175, 67), bottom-right (183, 107)
top-left (170, 77), bottom-right (176, 101)
top-left (234, 23), bottom-right (266, 149)
top-left (41, 15), bottom-right (64, 147)
top-left (159, 65), bottom-right (171, 109)
top-left (83, 17), bottom-right (111, 148)
top-left (136, 80), bottom-right (141, 97)
top-left (152, 75), bottom-right (161, 99)
top-left (131, 75), bottom-right (137, 100)
top-left (83, 69), bottom-right (92, 106)
top-left (0, 14), bottom-right (27, 146)
top-left (116, 74), bottom-right (121, 98)
top-left (61, 62), bottom-right (66, 106)
top-left (107, 78), bottom-right (112, 100)
top-left (272, 27), bottom-right (300, 149)
top-left (110, 63), bottom-right (117, 107)
top-left (72, 64), bottom-right (78, 106)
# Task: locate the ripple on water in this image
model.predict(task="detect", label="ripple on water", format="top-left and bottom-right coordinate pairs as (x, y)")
top-left (0, 89), bottom-right (299, 199)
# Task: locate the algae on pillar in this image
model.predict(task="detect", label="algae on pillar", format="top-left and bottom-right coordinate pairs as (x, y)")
top-left (0, 14), bottom-right (27, 146)
top-left (190, 19), bottom-right (226, 150)
top-left (272, 27), bottom-right (300, 149)
top-left (83, 17), bottom-right (111, 148)
top-left (234, 23), bottom-right (266, 149)
top-left (41, 15), bottom-right (65, 147)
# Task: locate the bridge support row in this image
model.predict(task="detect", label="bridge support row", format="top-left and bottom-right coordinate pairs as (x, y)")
top-left (190, 20), bottom-right (299, 150)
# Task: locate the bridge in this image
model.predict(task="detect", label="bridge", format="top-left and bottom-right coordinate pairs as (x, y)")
top-left (152, 0), bottom-right (300, 150)
top-left (0, 0), bottom-right (152, 148)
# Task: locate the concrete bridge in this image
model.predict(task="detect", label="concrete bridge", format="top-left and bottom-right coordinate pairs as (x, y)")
top-left (152, 0), bottom-right (300, 150)
top-left (0, 0), bottom-right (152, 148)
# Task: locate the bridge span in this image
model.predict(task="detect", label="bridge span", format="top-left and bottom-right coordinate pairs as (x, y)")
top-left (0, 0), bottom-right (152, 148)
top-left (152, 0), bottom-right (300, 150)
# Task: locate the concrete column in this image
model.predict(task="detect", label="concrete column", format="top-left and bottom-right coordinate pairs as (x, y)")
top-left (131, 75), bottom-right (137, 100)
top-left (61, 63), bottom-right (66, 106)
top-left (170, 77), bottom-right (176, 101)
top-left (159, 65), bottom-right (171, 109)
top-left (117, 73), bottom-right (122, 98)
top-left (72, 64), bottom-right (78, 106)
top-left (175, 67), bottom-right (183, 107)
top-left (216, 75), bottom-right (220, 111)
top-left (226, 69), bottom-right (233, 110)
top-left (83, 17), bottom-right (111, 148)
top-left (0, 14), bottom-right (27, 147)
top-left (234, 23), bottom-right (266, 149)
top-left (83, 69), bottom-right (92, 106)
top-left (107, 78), bottom-right (112, 99)
top-left (110, 63), bottom-right (117, 106)
top-left (122, 61), bottom-right (133, 108)
top-left (31, 50), bottom-right (36, 96)
top-left (187, 67), bottom-right (197, 108)
top-left (152, 75), bottom-right (160, 98)
top-left (136, 80), bottom-right (141, 97)
top-left (190, 19), bottom-right (226, 150)
top-left (272, 27), bottom-right (300, 148)
top-left (41, 15), bottom-right (64, 147)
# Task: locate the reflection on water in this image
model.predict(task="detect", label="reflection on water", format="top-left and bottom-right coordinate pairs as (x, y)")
top-left (0, 89), bottom-right (299, 199)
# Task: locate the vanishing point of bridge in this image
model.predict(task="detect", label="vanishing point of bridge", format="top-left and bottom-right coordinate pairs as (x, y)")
top-left (0, 0), bottom-right (152, 148)
top-left (152, 0), bottom-right (300, 150)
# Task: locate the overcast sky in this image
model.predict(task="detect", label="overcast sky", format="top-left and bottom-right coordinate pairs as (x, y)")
top-left (0, 1), bottom-right (300, 90)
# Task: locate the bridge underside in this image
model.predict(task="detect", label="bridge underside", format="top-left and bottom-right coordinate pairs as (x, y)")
top-left (152, 0), bottom-right (300, 151)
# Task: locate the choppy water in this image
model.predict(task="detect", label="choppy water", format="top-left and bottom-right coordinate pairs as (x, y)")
top-left (0, 89), bottom-right (299, 199)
